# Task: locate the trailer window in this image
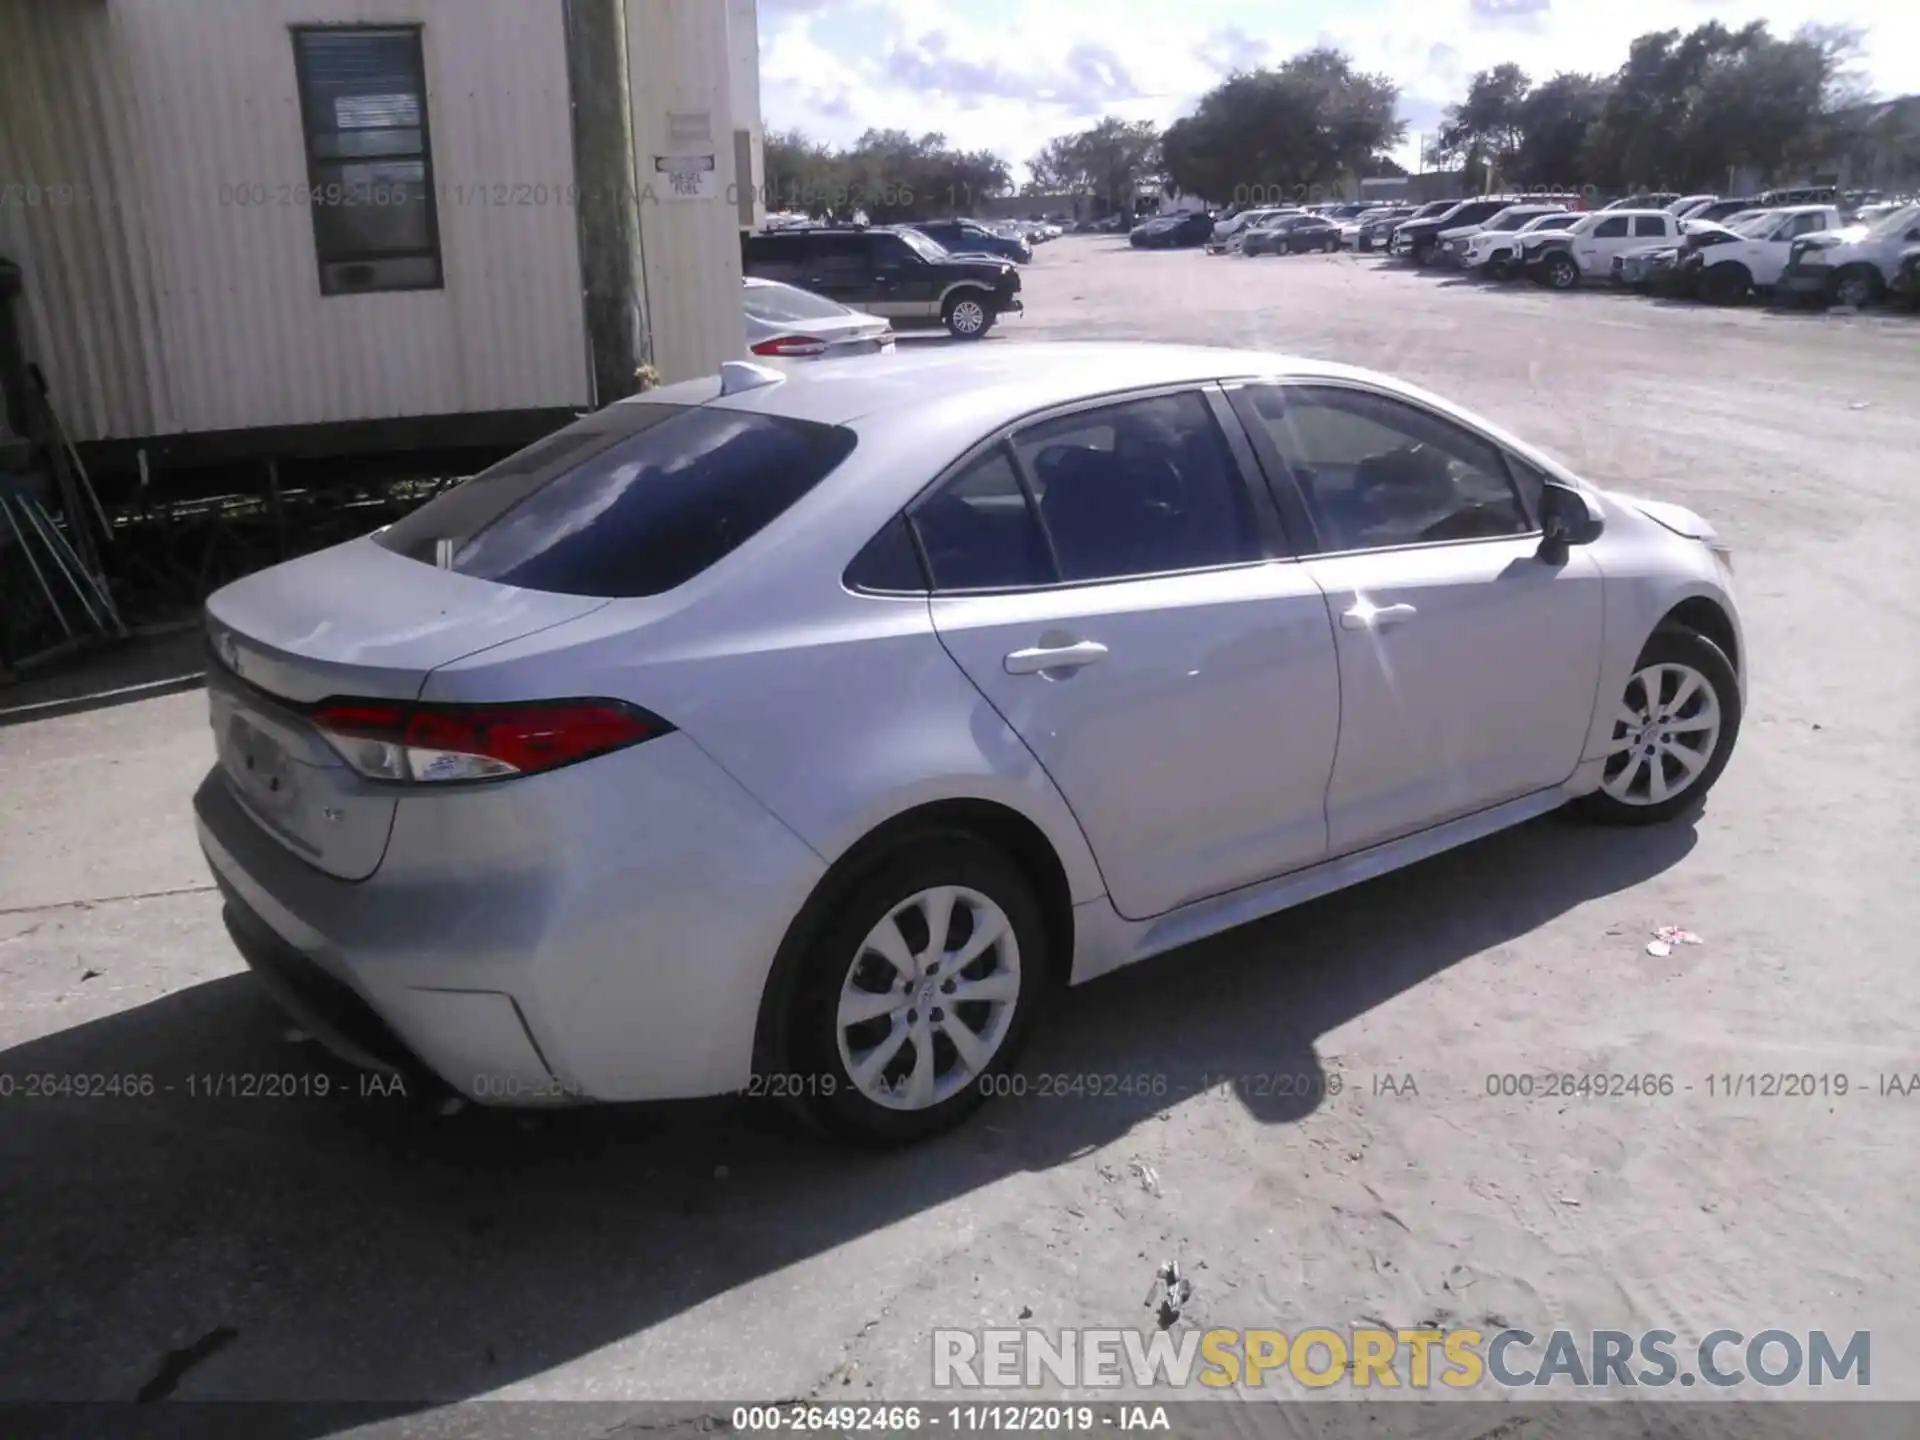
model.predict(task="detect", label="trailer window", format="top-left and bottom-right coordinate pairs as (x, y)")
top-left (292, 27), bottom-right (443, 295)
top-left (376, 405), bottom-right (859, 597)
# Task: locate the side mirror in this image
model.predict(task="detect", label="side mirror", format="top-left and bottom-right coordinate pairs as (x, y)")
top-left (1537, 482), bottom-right (1605, 563)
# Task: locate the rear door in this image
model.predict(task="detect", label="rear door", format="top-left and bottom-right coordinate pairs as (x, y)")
top-left (920, 386), bottom-right (1342, 921)
top-left (803, 232), bottom-right (879, 311)
top-left (1230, 382), bottom-right (1605, 856)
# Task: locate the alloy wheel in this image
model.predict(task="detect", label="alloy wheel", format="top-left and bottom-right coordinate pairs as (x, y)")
top-left (835, 885), bottom-right (1021, 1111)
top-left (948, 299), bottom-right (988, 335)
top-left (1833, 273), bottom-right (1878, 309)
top-left (1599, 662), bottom-right (1723, 807)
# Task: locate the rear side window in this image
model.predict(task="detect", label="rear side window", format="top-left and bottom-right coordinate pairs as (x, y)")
top-left (1593, 217), bottom-right (1630, 238)
top-left (912, 447), bottom-right (1053, 591)
top-left (375, 404), bottom-right (857, 597)
top-left (1633, 216), bottom-right (1668, 237)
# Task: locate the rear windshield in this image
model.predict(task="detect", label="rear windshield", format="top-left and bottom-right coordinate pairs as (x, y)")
top-left (375, 403), bottom-right (857, 597)
top-left (744, 281), bottom-right (853, 323)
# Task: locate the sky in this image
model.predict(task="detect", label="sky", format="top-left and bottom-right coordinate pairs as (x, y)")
top-left (757, 0), bottom-right (1920, 181)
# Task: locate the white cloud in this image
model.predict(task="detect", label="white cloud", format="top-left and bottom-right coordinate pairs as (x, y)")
top-left (759, 0), bottom-right (1920, 181)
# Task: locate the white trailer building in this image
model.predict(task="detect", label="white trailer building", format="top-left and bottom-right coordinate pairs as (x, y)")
top-left (0, 0), bottom-right (763, 473)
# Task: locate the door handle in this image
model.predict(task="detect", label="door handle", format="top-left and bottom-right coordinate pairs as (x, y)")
top-left (1004, 640), bottom-right (1109, 675)
top-left (1341, 601), bottom-right (1417, 631)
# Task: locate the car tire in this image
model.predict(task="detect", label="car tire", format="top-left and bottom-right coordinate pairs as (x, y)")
top-left (942, 291), bottom-right (996, 339)
top-left (1543, 254), bottom-right (1580, 290)
top-left (1572, 625), bottom-right (1742, 828)
top-left (1828, 265), bottom-right (1884, 309)
top-left (1486, 257), bottom-right (1510, 281)
top-left (784, 834), bottom-right (1049, 1147)
top-left (1701, 264), bottom-right (1749, 306)
top-left (1323, 236), bottom-right (1339, 253)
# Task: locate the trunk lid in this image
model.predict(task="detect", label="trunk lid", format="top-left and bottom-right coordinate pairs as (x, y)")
top-left (204, 537), bottom-right (605, 879)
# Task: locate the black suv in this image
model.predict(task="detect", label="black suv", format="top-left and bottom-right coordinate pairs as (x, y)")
top-left (740, 226), bottom-right (1022, 338)
top-left (907, 217), bottom-right (1031, 263)
top-left (1391, 197), bottom-right (1525, 266)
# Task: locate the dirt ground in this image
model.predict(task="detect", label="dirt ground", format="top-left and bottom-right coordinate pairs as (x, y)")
top-left (2, 239), bottom-right (1917, 1424)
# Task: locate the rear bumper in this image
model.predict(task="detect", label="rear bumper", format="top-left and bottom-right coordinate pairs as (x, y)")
top-left (195, 730), bottom-right (827, 1105)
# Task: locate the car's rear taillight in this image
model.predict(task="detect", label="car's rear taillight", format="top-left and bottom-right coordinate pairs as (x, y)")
top-left (311, 698), bottom-right (671, 784)
top-left (750, 335), bottom-right (829, 357)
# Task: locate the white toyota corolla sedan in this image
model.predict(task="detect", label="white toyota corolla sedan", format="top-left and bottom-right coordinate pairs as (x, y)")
top-left (196, 343), bottom-right (1744, 1145)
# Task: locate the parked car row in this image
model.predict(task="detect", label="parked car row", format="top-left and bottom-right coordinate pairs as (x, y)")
top-left (1369, 189), bottom-right (1920, 312)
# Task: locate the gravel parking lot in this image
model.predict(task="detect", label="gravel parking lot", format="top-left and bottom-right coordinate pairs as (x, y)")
top-left (3, 237), bottom-right (1917, 1420)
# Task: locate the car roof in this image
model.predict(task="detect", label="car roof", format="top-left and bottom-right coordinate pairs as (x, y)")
top-left (651, 343), bottom-right (1367, 429)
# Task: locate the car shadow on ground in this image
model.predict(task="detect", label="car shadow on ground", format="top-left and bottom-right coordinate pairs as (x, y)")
top-left (0, 809), bottom-right (1695, 1418)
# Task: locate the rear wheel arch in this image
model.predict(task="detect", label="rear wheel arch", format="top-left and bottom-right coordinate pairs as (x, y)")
top-left (751, 798), bottom-right (1076, 1081)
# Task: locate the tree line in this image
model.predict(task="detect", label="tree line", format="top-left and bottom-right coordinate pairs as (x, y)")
top-left (1430, 22), bottom-right (1877, 194)
top-left (762, 20), bottom-right (1894, 223)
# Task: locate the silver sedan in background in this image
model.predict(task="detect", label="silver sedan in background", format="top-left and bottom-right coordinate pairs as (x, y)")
top-left (742, 276), bottom-right (894, 364)
top-left (195, 343), bottom-right (1744, 1146)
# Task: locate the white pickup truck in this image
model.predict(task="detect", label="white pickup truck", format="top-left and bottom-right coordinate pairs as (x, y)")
top-left (1682, 205), bottom-right (1845, 304)
top-left (1777, 204), bottom-right (1920, 307)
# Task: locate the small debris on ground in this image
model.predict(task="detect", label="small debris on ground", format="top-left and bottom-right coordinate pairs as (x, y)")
top-left (1848, 399), bottom-right (1870, 408)
top-left (436, 1096), bottom-right (466, 1117)
top-left (1018, 1305), bottom-right (1032, 1320)
top-left (1143, 1258), bottom-right (1193, 1328)
top-left (1129, 1158), bottom-right (1161, 1196)
top-left (714, 1164), bottom-right (730, 1181)
top-left (282, 1027), bottom-right (310, 1044)
top-left (1647, 925), bottom-right (1704, 957)
top-left (79, 968), bottom-right (101, 981)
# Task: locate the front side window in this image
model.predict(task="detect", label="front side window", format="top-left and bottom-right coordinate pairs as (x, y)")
top-left (1593, 216), bottom-right (1631, 239)
top-left (1244, 386), bottom-right (1531, 553)
top-left (293, 27), bottom-right (441, 295)
top-left (375, 405), bottom-right (858, 597)
top-left (897, 228), bottom-right (947, 262)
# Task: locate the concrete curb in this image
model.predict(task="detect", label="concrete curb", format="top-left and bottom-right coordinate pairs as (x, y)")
top-left (0, 671), bottom-right (207, 728)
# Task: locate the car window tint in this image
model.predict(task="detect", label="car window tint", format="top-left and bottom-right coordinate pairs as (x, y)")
top-left (1791, 212), bottom-right (1829, 236)
top-left (1245, 386), bottom-right (1530, 553)
top-left (811, 233), bottom-right (869, 275)
top-left (870, 232), bottom-right (917, 265)
top-left (845, 514), bottom-right (927, 592)
top-left (911, 447), bottom-right (1054, 591)
top-left (1010, 391), bottom-right (1261, 583)
top-left (1633, 215), bottom-right (1668, 237)
top-left (1594, 217), bottom-right (1630, 238)
top-left (742, 234), bottom-right (807, 283)
top-left (376, 405), bottom-right (857, 597)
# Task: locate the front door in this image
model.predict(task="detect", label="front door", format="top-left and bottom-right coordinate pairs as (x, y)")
top-left (1575, 214), bottom-right (1633, 275)
top-left (1231, 382), bottom-right (1605, 856)
top-left (866, 231), bottom-right (941, 321)
top-left (916, 388), bottom-right (1342, 920)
